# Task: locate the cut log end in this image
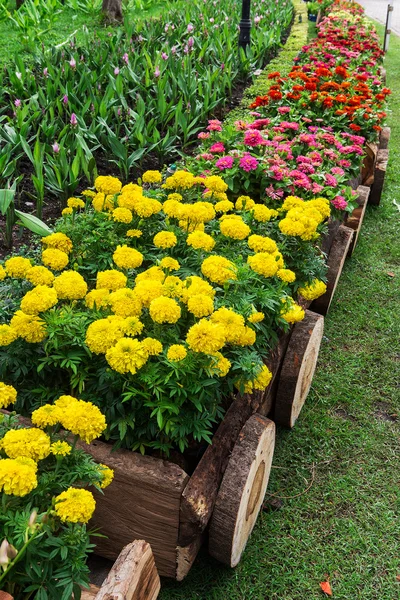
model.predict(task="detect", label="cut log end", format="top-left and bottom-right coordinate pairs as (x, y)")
top-left (274, 310), bottom-right (324, 428)
top-left (208, 415), bottom-right (276, 567)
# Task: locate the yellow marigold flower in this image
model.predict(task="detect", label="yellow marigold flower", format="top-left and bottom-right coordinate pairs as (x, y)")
top-left (307, 198), bottom-right (331, 220)
top-left (279, 217), bottom-right (305, 237)
top-left (186, 231), bottom-right (215, 252)
top-left (113, 245), bottom-right (144, 270)
top-left (61, 400), bottom-right (106, 443)
top-left (134, 280), bottom-right (164, 307)
top-left (85, 316), bottom-right (126, 354)
top-left (163, 170), bottom-right (195, 190)
top-left (189, 202), bottom-right (216, 224)
top-left (247, 253), bottom-right (279, 277)
top-left (142, 170), bottom-right (162, 184)
top-left (95, 175), bottom-right (122, 196)
top-left (53, 271), bottom-right (88, 300)
top-left (136, 266), bottom-right (165, 283)
top-left (62, 207), bottom-right (73, 216)
top-left (67, 197), bottom-right (85, 209)
top-left (162, 275), bottom-right (185, 300)
top-left (160, 257), bottom-right (180, 271)
top-left (112, 207), bottom-right (132, 224)
top-left (281, 196), bottom-right (304, 212)
top-left (0, 382), bottom-right (17, 408)
top-left (31, 404), bottom-right (61, 428)
top-left (201, 256), bottom-right (237, 285)
top-left (85, 289), bottom-right (110, 309)
top-left (108, 288), bottom-right (142, 318)
top-left (0, 265), bottom-right (6, 280)
top-left (42, 248), bottom-right (69, 271)
top-left (0, 458), bottom-right (38, 497)
top-left (247, 311), bottom-right (265, 324)
top-left (20, 285), bottom-right (58, 315)
top-left (281, 302), bottom-right (305, 324)
top-left (208, 352), bottom-right (231, 377)
top-left (149, 296), bottom-right (181, 324)
top-left (106, 338), bottom-right (148, 374)
top-left (210, 307), bottom-right (245, 343)
top-left (54, 395), bottom-right (79, 410)
top-left (167, 193), bottom-right (183, 202)
top-left (134, 198), bottom-right (162, 218)
top-left (2, 428), bottom-right (50, 460)
top-left (96, 270), bottom-right (127, 291)
top-left (179, 220), bottom-right (205, 233)
top-left (82, 189), bottom-right (96, 198)
top-left (42, 232), bottom-right (73, 254)
top-left (186, 319), bottom-right (226, 354)
top-left (126, 229), bottom-right (143, 238)
top-left (219, 217), bottom-right (250, 240)
top-left (124, 316), bottom-right (144, 337)
top-left (254, 365), bottom-right (273, 390)
top-left (51, 441), bottom-right (72, 456)
top-left (236, 196), bottom-right (255, 210)
top-left (277, 269), bottom-right (296, 283)
top-left (248, 235), bottom-right (278, 254)
top-left (167, 344), bottom-right (187, 361)
top-left (298, 279), bottom-right (327, 300)
top-left (203, 175), bottom-right (228, 194)
top-left (184, 276), bottom-right (215, 302)
top-left (215, 199), bottom-right (234, 213)
top-left (252, 204), bottom-right (278, 222)
top-left (163, 199), bottom-right (182, 218)
top-left (0, 325), bottom-right (18, 347)
top-left (55, 488), bottom-right (96, 523)
top-left (234, 325), bottom-right (256, 346)
top-left (98, 464), bottom-right (114, 489)
top-left (92, 192), bottom-right (115, 212)
top-left (203, 190), bottom-right (228, 202)
top-left (153, 231), bottom-right (177, 249)
top-left (25, 266), bottom-right (54, 287)
top-left (10, 310), bottom-right (47, 343)
top-left (142, 337), bottom-right (163, 356)
top-left (5, 256), bottom-right (32, 278)
top-left (187, 294), bottom-right (214, 318)
top-left (121, 183), bottom-right (142, 194)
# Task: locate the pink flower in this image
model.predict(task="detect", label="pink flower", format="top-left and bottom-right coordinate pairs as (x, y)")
top-left (265, 185), bottom-right (284, 200)
top-left (207, 119), bottom-right (222, 132)
top-left (69, 58), bottom-right (76, 68)
top-left (114, 67), bottom-right (120, 75)
top-left (239, 154), bottom-right (258, 172)
top-left (198, 132), bottom-right (210, 139)
top-left (338, 159), bottom-right (351, 168)
top-left (215, 156), bottom-right (234, 170)
top-left (200, 153), bottom-right (214, 160)
top-left (43, 68), bottom-right (48, 77)
top-left (325, 174), bottom-right (338, 187)
top-left (188, 37), bottom-right (194, 48)
top-left (311, 183), bottom-right (324, 194)
top-left (171, 46), bottom-right (177, 55)
top-left (161, 52), bottom-right (169, 60)
top-left (235, 120), bottom-right (248, 130)
top-left (331, 196), bottom-right (348, 210)
top-left (14, 99), bottom-right (21, 107)
top-left (277, 106), bottom-right (291, 114)
top-left (250, 118), bottom-right (270, 129)
top-left (210, 142), bottom-right (225, 153)
top-left (70, 113), bottom-right (78, 126)
top-left (52, 142), bottom-right (60, 153)
top-left (63, 94), bottom-right (68, 105)
top-left (244, 129), bottom-right (264, 146)
top-left (187, 23), bottom-right (194, 32)
top-left (154, 66), bottom-right (161, 78)
top-left (122, 53), bottom-right (129, 64)
top-left (331, 167), bottom-right (345, 176)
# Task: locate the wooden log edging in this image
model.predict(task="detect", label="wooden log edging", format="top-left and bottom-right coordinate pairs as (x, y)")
top-left (369, 148), bottom-right (389, 206)
top-left (346, 185), bottom-right (370, 257)
top-left (311, 225), bottom-right (354, 316)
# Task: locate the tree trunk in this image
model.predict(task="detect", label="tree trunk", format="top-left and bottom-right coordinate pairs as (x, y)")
top-left (102, 0), bottom-right (123, 21)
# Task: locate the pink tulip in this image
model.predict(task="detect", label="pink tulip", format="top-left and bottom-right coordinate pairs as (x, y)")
top-left (70, 113), bottom-right (78, 126)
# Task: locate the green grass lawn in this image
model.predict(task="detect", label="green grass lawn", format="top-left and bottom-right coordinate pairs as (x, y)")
top-left (159, 25), bottom-right (400, 600)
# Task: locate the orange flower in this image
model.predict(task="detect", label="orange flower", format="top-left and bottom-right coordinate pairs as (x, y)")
top-left (350, 123), bottom-right (361, 131)
top-left (268, 90), bottom-right (283, 100)
top-left (335, 65), bottom-right (348, 78)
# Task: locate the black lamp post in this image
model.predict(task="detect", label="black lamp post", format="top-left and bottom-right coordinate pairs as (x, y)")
top-left (238, 0), bottom-right (251, 51)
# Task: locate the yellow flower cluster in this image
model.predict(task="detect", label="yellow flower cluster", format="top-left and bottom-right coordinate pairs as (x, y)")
top-left (25, 266), bottom-right (55, 286)
top-left (298, 279), bottom-right (327, 300)
top-left (55, 487), bottom-right (96, 523)
top-left (0, 457), bottom-right (38, 496)
top-left (5, 256), bottom-right (32, 278)
top-left (20, 286), bottom-right (58, 315)
top-left (41, 233), bottom-right (73, 254)
top-left (51, 441), bottom-right (72, 456)
top-left (252, 204), bottom-right (278, 222)
top-left (153, 231), bottom-right (177, 249)
top-left (142, 170), bottom-right (162, 184)
top-left (10, 311), bottom-right (47, 343)
top-left (236, 364), bottom-right (273, 394)
top-left (67, 197), bottom-right (85, 210)
top-left (160, 257), bottom-right (180, 271)
top-left (149, 297), bottom-right (181, 324)
top-left (248, 235), bottom-right (278, 253)
top-left (167, 344), bottom-right (187, 361)
top-left (279, 197), bottom-right (330, 241)
top-left (163, 170), bottom-right (196, 190)
top-left (60, 397), bottom-right (106, 443)
top-left (201, 255), bottom-right (237, 285)
top-left (96, 269), bottom-right (127, 291)
top-left (0, 324), bottom-right (18, 346)
top-left (247, 253), bottom-right (279, 278)
top-left (248, 311), bottom-right (265, 324)
top-left (186, 231), bottom-right (215, 252)
top-left (219, 216), bottom-right (250, 240)
top-left (186, 319), bottom-right (226, 354)
top-left (187, 294), bottom-right (214, 317)
top-left (277, 269), bottom-right (296, 283)
top-left (86, 316), bottom-right (127, 354)
top-left (281, 301), bottom-right (305, 324)
top-left (106, 337), bottom-right (148, 374)
top-left (54, 271), bottom-right (88, 300)
top-left (95, 175), bottom-right (122, 196)
top-left (109, 288), bottom-right (142, 317)
top-left (203, 175), bottom-right (228, 194)
top-left (42, 248), bottom-right (69, 271)
top-left (0, 382), bottom-right (17, 408)
top-left (113, 245), bottom-right (144, 270)
top-left (98, 463), bottom-right (114, 489)
top-left (2, 428), bottom-right (51, 460)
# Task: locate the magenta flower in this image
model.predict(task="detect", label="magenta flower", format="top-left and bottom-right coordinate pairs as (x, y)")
top-left (244, 129), bottom-right (264, 147)
top-left (122, 53), bottom-right (129, 64)
top-left (188, 37), bottom-right (194, 48)
top-left (216, 156), bottom-right (234, 170)
top-left (161, 52), bottom-right (169, 60)
top-left (250, 118), bottom-right (270, 129)
top-left (154, 66), bottom-right (161, 78)
top-left (171, 46), bottom-right (177, 55)
top-left (63, 95), bottom-right (68, 105)
top-left (198, 132), bottom-right (210, 139)
top-left (70, 113), bottom-right (78, 126)
top-left (331, 167), bottom-right (345, 176)
top-left (209, 142), bottom-right (225, 154)
top-left (325, 174), bottom-right (338, 187)
top-left (277, 106), bottom-right (291, 114)
top-left (200, 153), bottom-right (214, 160)
top-left (206, 119), bottom-right (222, 132)
top-left (14, 99), bottom-right (21, 107)
top-left (331, 196), bottom-right (348, 210)
top-left (311, 183), bottom-right (324, 194)
top-left (52, 142), bottom-right (60, 153)
top-left (239, 154), bottom-right (258, 172)
top-left (114, 67), bottom-right (120, 75)
top-left (187, 23), bottom-right (194, 32)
